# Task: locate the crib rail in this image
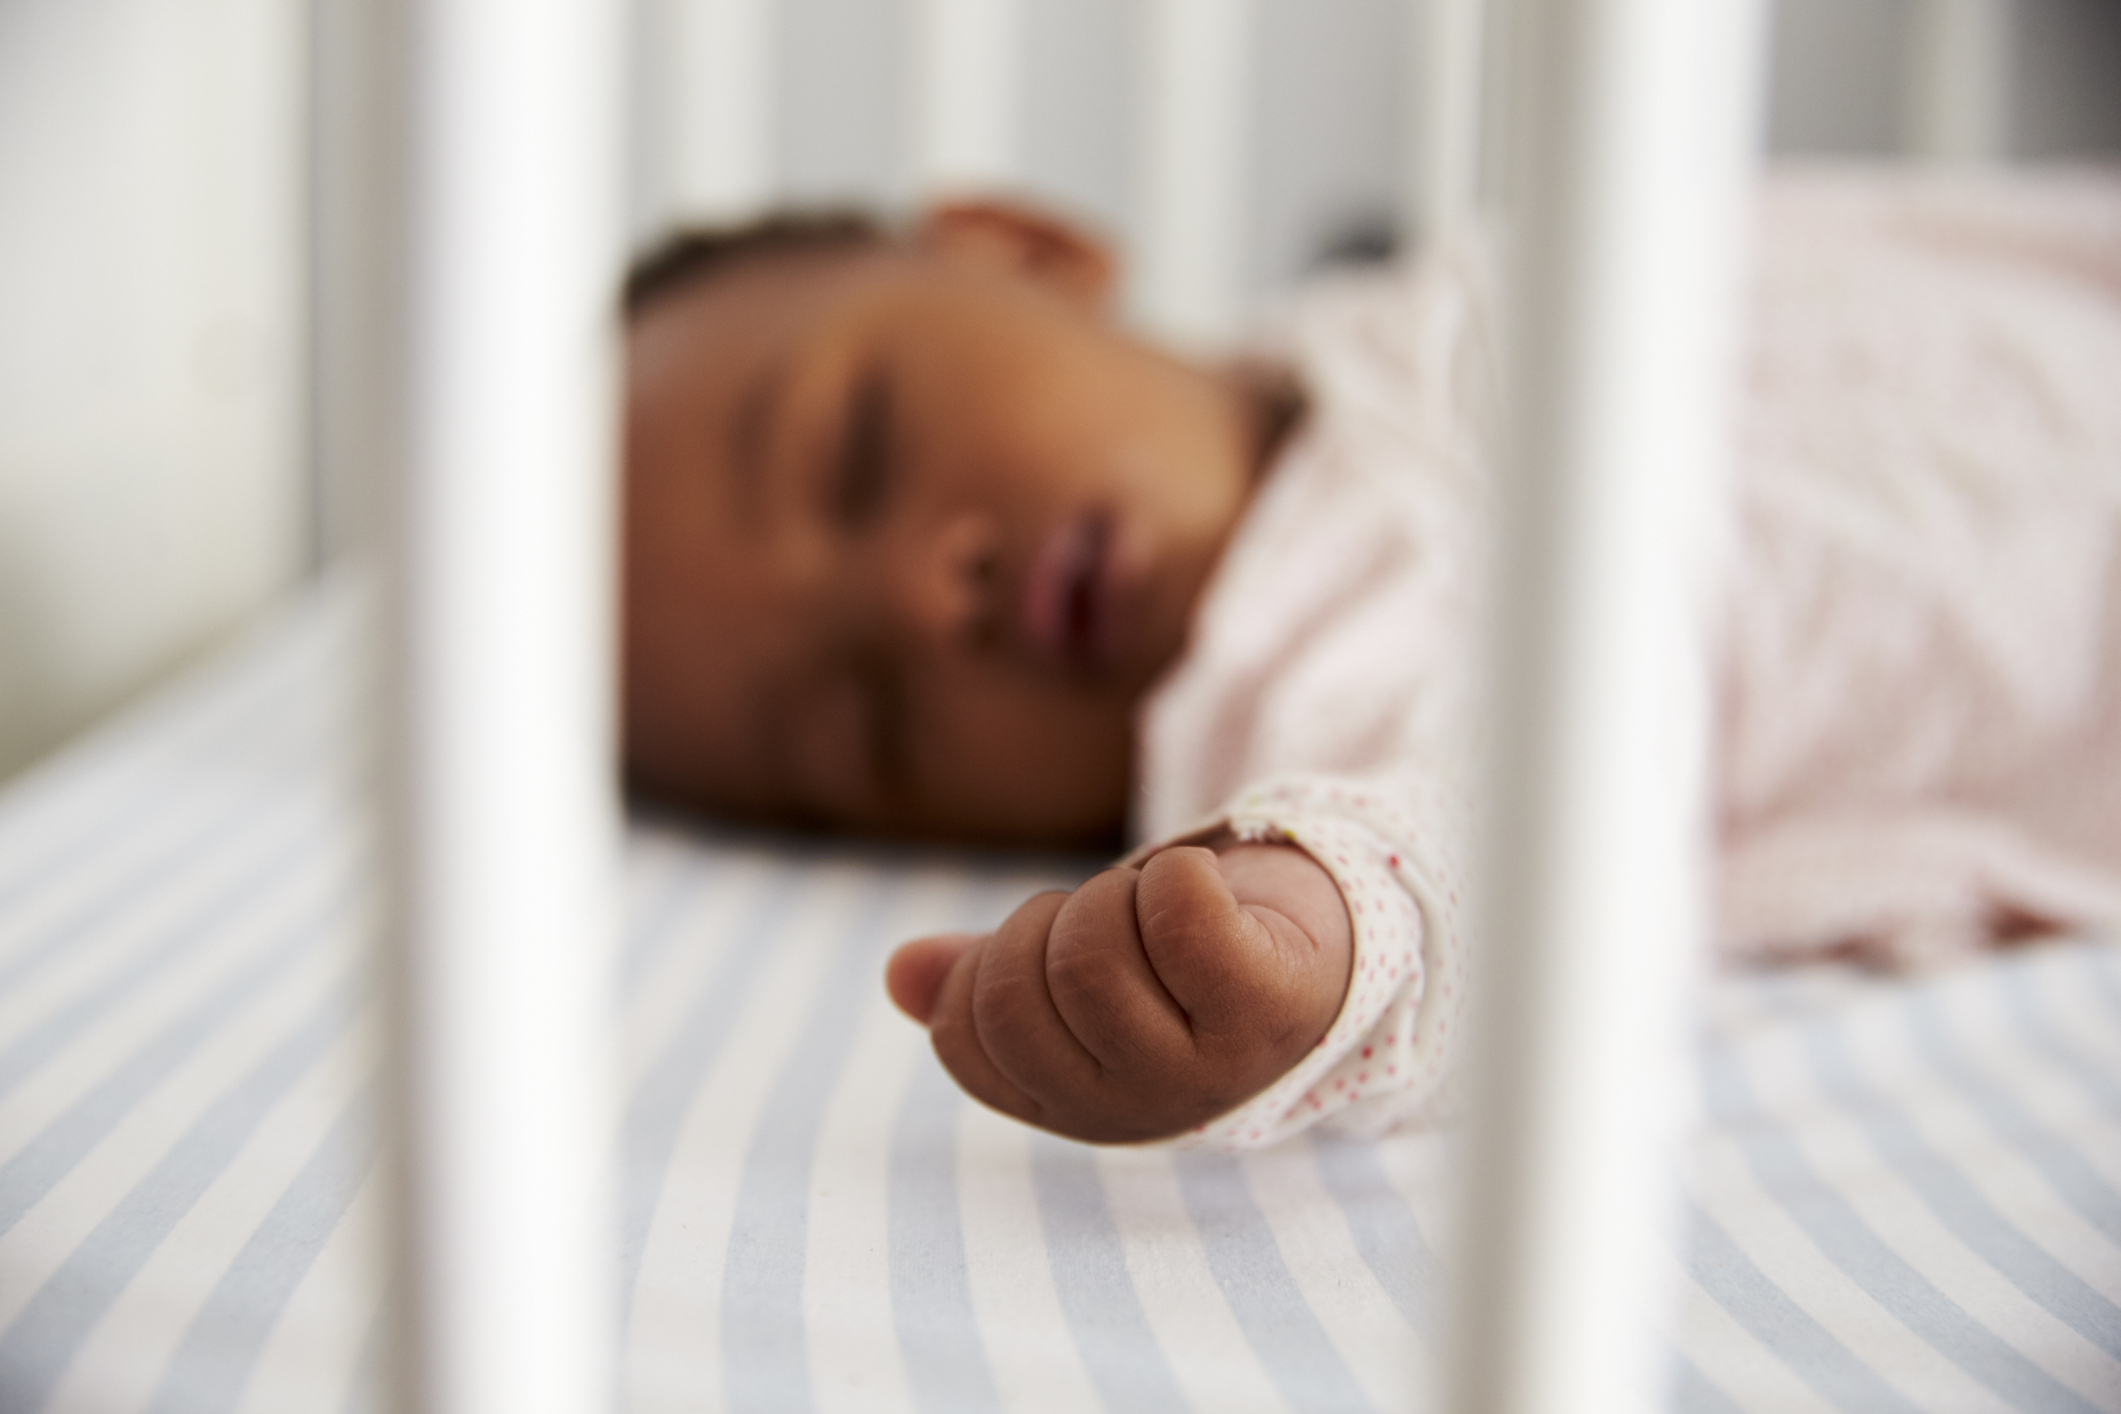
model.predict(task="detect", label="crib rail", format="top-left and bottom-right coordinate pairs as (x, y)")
top-left (1458, 3), bottom-right (1763, 1411)
top-left (1906, 0), bottom-right (2011, 163)
top-left (364, 3), bottom-right (623, 1413)
top-left (1407, 0), bottom-right (1489, 239)
top-left (641, 0), bottom-right (777, 226)
top-left (913, 0), bottom-right (1025, 191)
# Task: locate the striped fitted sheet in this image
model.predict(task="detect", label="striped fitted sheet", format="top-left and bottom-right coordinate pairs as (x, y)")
top-left (0, 579), bottom-right (2117, 1413)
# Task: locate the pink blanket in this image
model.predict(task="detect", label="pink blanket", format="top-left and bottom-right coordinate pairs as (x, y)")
top-left (1139, 165), bottom-right (2121, 976)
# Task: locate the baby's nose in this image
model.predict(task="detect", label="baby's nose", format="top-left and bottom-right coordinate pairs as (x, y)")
top-left (887, 512), bottom-right (1002, 653)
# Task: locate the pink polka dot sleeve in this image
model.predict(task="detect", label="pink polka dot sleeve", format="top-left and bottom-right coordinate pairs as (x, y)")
top-left (1154, 774), bottom-right (1474, 1150)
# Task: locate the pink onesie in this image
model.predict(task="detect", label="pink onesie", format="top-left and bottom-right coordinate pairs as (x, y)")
top-left (1133, 165), bottom-right (2121, 1150)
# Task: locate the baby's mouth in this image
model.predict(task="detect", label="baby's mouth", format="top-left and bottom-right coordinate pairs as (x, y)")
top-left (1022, 512), bottom-right (1116, 674)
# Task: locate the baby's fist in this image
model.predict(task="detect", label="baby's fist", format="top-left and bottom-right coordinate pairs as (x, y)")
top-left (886, 844), bottom-right (1352, 1143)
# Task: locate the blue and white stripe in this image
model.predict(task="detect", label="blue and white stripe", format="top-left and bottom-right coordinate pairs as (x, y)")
top-left (0, 586), bottom-right (2115, 1413)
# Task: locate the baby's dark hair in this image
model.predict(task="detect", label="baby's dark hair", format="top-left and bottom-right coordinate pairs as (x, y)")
top-left (621, 210), bottom-right (890, 317)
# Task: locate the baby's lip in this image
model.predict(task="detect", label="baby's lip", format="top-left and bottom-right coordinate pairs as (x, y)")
top-left (1021, 511), bottom-right (1119, 674)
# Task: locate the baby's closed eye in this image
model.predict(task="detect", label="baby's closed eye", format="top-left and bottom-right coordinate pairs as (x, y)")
top-left (834, 363), bottom-right (895, 525)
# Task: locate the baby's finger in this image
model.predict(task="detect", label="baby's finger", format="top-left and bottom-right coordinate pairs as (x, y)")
top-left (927, 932), bottom-right (1049, 1128)
top-left (1129, 847), bottom-right (1258, 1023)
top-left (1044, 868), bottom-right (1197, 1076)
top-left (886, 934), bottom-right (981, 1023)
top-left (968, 890), bottom-right (1110, 1106)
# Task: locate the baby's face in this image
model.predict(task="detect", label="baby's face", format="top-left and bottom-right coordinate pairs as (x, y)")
top-left (622, 227), bottom-right (1263, 845)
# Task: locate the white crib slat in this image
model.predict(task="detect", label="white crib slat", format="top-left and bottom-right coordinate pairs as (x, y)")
top-left (1405, 0), bottom-right (1487, 240)
top-left (1454, 3), bottom-right (1764, 1413)
top-left (656, 0), bottom-right (777, 221)
top-left (912, 0), bottom-right (1023, 191)
top-left (1905, 0), bottom-right (2012, 164)
top-left (374, 2), bottom-right (622, 1412)
top-left (308, 0), bottom-right (391, 567)
top-left (1133, 0), bottom-right (1253, 348)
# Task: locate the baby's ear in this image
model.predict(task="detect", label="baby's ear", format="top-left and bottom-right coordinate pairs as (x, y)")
top-left (914, 199), bottom-right (1118, 315)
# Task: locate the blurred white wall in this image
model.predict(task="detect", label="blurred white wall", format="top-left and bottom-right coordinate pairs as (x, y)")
top-left (0, 0), bottom-right (307, 784)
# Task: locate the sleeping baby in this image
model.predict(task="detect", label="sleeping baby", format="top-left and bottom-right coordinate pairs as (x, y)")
top-left (620, 167), bottom-right (2121, 1150)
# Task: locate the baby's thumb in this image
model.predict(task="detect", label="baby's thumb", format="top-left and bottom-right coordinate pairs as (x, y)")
top-left (886, 934), bottom-right (983, 1024)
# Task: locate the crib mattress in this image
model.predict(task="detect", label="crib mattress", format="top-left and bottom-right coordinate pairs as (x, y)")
top-left (0, 580), bottom-right (2117, 1414)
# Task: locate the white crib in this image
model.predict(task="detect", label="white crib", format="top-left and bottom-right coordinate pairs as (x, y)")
top-left (0, 3), bottom-right (2108, 1413)
top-left (341, 4), bottom-right (2004, 1413)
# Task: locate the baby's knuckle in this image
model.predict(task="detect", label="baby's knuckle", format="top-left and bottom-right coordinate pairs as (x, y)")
top-left (969, 975), bottom-right (1033, 1051)
top-left (1000, 891), bottom-right (1069, 940)
top-left (1137, 896), bottom-right (1232, 960)
top-left (1045, 936), bottom-right (1127, 999)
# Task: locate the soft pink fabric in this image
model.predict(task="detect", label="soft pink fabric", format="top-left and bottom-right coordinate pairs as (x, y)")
top-left (1718, 168), bottom-right (2121, 965)
top-left (1135, 166), bottom-right (2121, 1148)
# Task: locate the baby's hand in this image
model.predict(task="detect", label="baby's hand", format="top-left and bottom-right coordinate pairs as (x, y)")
top-left (886, 844), bottom-right (1352, 1143)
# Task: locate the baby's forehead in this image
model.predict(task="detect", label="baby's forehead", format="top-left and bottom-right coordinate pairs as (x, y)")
top-left (629, 242), bottom-right (921, 355)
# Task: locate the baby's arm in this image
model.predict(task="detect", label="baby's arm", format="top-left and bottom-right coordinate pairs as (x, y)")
top-left (885, 843), bottom-right (1352, 1144)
